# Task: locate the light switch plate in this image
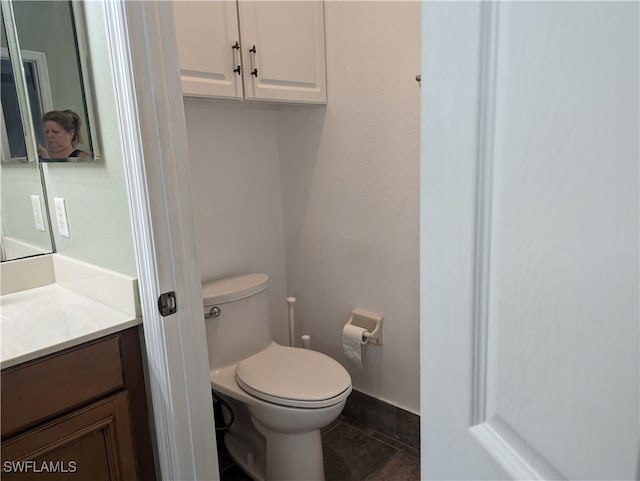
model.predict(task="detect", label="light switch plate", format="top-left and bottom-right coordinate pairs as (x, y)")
top-left (31, 195), bottom-right (45, 232)
top-left (54, 197), bottom-right (70, 238)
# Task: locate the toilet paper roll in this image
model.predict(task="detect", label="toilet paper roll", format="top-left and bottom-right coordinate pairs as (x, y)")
top-left (342, 324), bottom-right (367, 369)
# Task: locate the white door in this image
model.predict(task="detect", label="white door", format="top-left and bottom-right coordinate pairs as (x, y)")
top-left (103, 2), bottom-right (219, 480)
top-left (238, 0), bottom-right (326, 103)
top-left (420, 2), bottom-right (638, 480)
top-left (173, 0), bottom-right (243, 100)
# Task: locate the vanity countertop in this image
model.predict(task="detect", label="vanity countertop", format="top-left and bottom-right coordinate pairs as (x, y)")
top-left (0, 283), bottom-right (141, 370)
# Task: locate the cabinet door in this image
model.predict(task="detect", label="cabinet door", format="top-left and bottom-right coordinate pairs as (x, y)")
top-left (1, 392), bottom-right (138, 480)
top-left (239, 1), bottom-right (327, 103)
top-left (173, 1), bottom-right (243, 99)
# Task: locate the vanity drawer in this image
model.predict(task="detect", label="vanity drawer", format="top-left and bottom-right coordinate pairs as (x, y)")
top-left (1, 335), bottom-right (125, 437)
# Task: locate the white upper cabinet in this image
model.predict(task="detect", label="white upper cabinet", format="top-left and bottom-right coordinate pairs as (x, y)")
top-left (238, 1), bottom-right (326, 103)
top-left (173, 1), bottom-right (243, 100)
top-left (173, 1), bottom-right (327, 104)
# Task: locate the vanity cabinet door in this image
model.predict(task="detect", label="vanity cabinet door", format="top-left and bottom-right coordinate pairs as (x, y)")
top-left (238, 1), bottom-right (327, 104)
top-left (1, 392), bottom-right (137, 480)
top-left (173, 1), bottom-right (243, 100)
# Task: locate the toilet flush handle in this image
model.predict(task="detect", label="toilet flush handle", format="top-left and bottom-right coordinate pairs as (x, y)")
top-left (205, 306), bottom-right (221, 319)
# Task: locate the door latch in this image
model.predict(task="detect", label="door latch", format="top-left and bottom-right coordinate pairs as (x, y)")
top-left (158, 291), bottom-right (177, 316)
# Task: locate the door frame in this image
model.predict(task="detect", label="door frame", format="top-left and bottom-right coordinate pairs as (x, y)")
top-left (103, 2), bottom-right (219, 480)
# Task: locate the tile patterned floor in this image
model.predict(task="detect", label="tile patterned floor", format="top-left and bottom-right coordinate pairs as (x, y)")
top-left (219, 415), bottom-right (420, 481)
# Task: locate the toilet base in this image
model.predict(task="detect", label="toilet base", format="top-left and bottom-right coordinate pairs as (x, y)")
top-left (252, 419), bottom-right (325, 481)
top-left (225, 432), bottom-right (266, 481)
top-left (224, 421), bottom-right (326, 481)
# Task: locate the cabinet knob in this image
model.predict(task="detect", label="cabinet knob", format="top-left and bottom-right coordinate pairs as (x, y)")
top-left (249, 45), bottom-right (257, 54)
top-left (232, 41), bottom-right (240, 50)
top-left (251, 68), bottom-right (259, 77)
top-left (233, 65), bottom-right (241, 75)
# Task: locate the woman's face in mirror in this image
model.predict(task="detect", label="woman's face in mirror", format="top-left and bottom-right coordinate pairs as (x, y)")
top-left (43, 120), bottom-right (73, 152)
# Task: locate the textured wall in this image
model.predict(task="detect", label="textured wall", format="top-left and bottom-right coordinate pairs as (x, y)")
top-left (278, 1), bottom-right (421, 413)
top-left (185, 100), bottom-right (290, 344)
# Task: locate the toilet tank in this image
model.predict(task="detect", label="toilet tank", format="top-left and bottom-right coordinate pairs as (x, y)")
top-left (202, 273), bottom-right (272, 370)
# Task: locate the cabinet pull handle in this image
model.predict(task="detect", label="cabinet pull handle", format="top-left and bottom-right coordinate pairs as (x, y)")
top-left (231, 41), bottom-right (241, 76)
top-left (248, 45), bottom-right (258, 78)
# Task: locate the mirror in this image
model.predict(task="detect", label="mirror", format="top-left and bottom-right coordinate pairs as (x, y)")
top-left (0, 7), bottom-right (53, 260)
top-left (0, 0), bottom-right (98, 261)
top-left (1, 0), bottom-right (98, 163)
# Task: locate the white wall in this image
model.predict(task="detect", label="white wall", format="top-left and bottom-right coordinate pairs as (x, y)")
top-left (279, 1), bottom-right (421, 412)
top-left (184, 100), bottom-right (289, 344)
top-left (184, 1), bottom-right (421, 413)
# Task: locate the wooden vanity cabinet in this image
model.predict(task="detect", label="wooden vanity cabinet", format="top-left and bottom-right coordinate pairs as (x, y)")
top-left (1, 327), bottom-right (155, 480)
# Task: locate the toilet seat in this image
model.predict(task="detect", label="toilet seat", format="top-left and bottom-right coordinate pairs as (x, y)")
top-left (236, 343), bottom-right (352, 408)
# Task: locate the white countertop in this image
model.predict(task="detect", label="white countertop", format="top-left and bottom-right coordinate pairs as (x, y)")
top-left (1, 284), bottom-right (141, 370)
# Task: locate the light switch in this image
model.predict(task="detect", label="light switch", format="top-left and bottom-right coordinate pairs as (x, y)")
top-left (54, 197), bottom-right (70, 238)
top-left (31, 195), bottom-right (45, 232)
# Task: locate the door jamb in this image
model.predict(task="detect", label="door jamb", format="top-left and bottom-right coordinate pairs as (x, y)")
top-left (103, 2), bottom-right (219, 479)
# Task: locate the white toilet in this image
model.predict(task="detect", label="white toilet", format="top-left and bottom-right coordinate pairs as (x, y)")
top-left (202, 273), bottom-right (352, 481)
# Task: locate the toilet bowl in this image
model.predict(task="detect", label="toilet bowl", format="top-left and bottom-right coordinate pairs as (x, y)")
top-left (203, 274), bottom-right (352, 481)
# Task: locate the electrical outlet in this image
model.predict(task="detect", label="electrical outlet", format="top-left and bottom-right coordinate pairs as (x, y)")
top-left (54, 197), bottom-right (71, 238)
top-left (31, 195), bottom-right (45, 232)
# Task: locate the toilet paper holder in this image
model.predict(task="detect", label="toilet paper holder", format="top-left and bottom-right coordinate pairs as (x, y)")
top-left (346, 308), bottom-right (383, 345)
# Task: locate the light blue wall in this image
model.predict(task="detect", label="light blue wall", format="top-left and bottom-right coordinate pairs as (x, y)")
top-left (0, 163), bottom-right (52, 254)
top-left (40, 2), bottom-right (136, 276)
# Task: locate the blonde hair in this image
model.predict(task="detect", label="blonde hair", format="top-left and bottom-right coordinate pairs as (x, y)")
top-left (43, 110), bottom-right (82, 145)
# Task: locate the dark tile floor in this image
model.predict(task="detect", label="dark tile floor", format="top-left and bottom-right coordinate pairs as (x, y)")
top-left (219, 415), bottom-right (420, 481)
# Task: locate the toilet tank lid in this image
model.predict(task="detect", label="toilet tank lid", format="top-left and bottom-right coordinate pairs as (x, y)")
top-left (202, 273), bottom-right (269, 305)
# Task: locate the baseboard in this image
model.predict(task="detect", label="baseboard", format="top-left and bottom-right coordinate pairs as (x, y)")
top-left (342, 389), bottom-right (420, 450)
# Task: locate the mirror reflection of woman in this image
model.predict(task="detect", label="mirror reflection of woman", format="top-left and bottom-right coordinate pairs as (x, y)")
top-left (37, 110), bottom-right (90, 159)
